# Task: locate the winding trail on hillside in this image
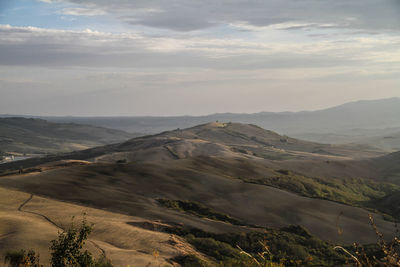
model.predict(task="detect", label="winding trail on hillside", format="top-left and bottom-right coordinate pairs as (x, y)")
top-left (17, 194), bottom-right (106, 256)
top-left (18, 194), bottom-right (61, 229)
top-left (18, 194), bottom-right (33, 211)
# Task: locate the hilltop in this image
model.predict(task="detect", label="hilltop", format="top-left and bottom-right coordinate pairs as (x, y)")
top-left (0, 122), bottom-right (382, 173)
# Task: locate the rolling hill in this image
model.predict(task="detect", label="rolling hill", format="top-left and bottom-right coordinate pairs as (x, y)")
top-left (0, 123), bottom-right (398, 232)
top-left (0, 122), bottom-right (383, 173)
top-left (0, 117), bottom-right (136, 155)
top-left (1, 122), bottom-right (400, 265)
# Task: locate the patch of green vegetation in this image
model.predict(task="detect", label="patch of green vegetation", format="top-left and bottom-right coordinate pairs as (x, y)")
top-left (166, 225), bottom-right (347, 266)
top-left (157, 199), bottom-right (243, 225)
top-left (187, 236), bottom-right (239, 262)
top-left (240, 172), bottom-right (400, 220)
top-left (365, 191), bottom-right (400, 221)
top-left (172, 254), bottom-right (209, 267)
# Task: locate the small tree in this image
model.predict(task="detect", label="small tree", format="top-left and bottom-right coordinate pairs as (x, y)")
top-left (50, 217), bottom-right (95, 266)
top-left (50, 217), bottom-right (112, 267)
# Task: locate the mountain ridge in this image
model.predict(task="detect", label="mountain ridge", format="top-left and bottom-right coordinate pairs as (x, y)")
top-left (2, 97), bottom-right (399, 118)
top-left (3, 97), bottom-right (397, 150)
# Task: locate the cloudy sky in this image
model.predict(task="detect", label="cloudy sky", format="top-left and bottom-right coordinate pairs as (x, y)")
top-left (0, 0), bottom-right (399, 116)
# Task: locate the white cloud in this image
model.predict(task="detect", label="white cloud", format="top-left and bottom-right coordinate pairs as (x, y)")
top-left (0, 21), bottom-right (399, 116)
top-left (60, 7), bottom-right (106, 16)
top-left (0, 24), bottom-right (399, 69)
top-left (49, 0), bottom-right (400, 32)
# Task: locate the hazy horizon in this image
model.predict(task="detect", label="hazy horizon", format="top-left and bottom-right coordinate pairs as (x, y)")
top-left (1, 0), bottom-right (400, 116)
top-left (0, 96), bottom-right (399, 117)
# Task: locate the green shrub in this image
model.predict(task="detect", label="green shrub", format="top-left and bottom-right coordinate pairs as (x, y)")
top-left (281, 225), bottom-right (311, 238)
top-left (187, 237), bottom-right (239, 261)
top-left (4, 249), bottom-right (41, 267)
top-left (172, 254), bottom-right (208, 267)
top-left (157, 199), bottom-right (243, 225)
top-left (50, 217), bottom-right (95, 266)
top-left (165, 225), bottom-right (346, 266)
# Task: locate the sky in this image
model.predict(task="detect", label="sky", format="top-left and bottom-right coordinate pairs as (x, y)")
top-left (0, 0), bottom-right (399, 116)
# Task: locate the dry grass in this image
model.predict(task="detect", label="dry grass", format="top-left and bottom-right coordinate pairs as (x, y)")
top-left (0, 161), bottom-right (396, 244)
top-left (0, 187), bottom-right (205, 266)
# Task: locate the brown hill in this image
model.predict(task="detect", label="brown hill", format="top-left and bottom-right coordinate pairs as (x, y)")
top-left (0, 122), bottom-right (383, 174)
top-left (0, 121), bottom-right (398, 263)
top-left (93, 122), bottom-right (382, 164)
top-left (0, 157), bottom-right (395, 245)
top-left (0, 186), bottom-right (201, 266)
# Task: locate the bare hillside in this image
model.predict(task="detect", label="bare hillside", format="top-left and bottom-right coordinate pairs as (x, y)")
top-left (1, 122), bottom-right (399, 265)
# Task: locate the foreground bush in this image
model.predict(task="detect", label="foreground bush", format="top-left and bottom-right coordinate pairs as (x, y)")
top-left (4, 249), bottom-right (41, 267)
top-left (335, 214), bottom-right (400, 267)
top-left (4, 217), bottom-right (113, 267)
top-left (50, 217), bottom-right (94, 266)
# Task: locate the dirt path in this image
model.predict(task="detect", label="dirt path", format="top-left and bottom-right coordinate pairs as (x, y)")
top-left (18, 194), bottom-right (61, 229)
top-left (0, 231), bottom-right (17, 239)
top-left (18, 194), bottom-right (33, 211)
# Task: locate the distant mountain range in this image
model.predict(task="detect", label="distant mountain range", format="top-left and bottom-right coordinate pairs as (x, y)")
top-left (2, 97), bottom-right (400, 151)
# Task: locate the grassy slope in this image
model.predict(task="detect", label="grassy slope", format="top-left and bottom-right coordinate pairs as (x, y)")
top-left (0, 161), bottom-right (395, 245)
top-left (0, 123), bottom-right (399, 246)
top-left (0, 185), bottom-right (357, 266)
top-left (1, 122), bottom-right (400, 265)
top-left (0, 186), bottom-right (200, 267)
top-left (176, 155), bottom-right (400, 221)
